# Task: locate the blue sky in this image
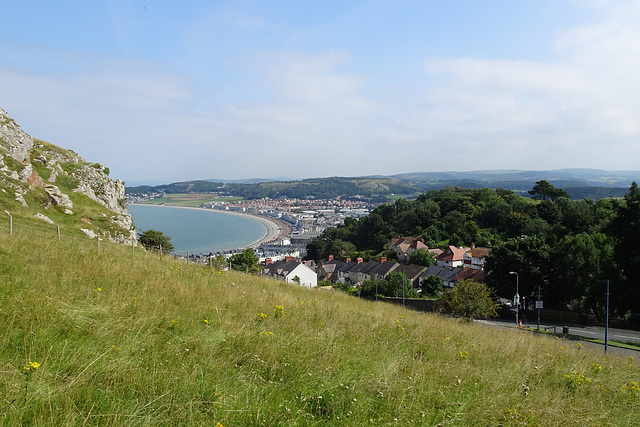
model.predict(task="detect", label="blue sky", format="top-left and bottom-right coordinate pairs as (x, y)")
top-left (1, 0), bottom-right (639, 184)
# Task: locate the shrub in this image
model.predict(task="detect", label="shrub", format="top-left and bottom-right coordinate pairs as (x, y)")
top-left (436, 279), bottom-right (499, 322)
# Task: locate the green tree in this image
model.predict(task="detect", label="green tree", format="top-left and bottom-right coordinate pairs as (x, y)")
top-left (485, 235), bottom-right (552, 307)
top-left (552, 232), bottom-right (614, 317)
top-left (529, 180), bottom-right (569, 202)
top-left (608, 181), bottom-right (640, 315)
top-left (409, 248), bottom-right (435, 267)
top-left (361, 272), bottom-right (419, 298)
top-left (138, 229), bottom-right (175, 253)
top-left (381, 271), bottom-right (419, 298)
top-left (229, 248), bottom-right (259, 272)
top-left (436, 280), bottom-right (499, 322)
top-left (421, 275), bottom-right (443, 298)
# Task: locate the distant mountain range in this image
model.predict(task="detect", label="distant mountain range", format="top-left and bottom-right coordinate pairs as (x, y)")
top-left (125, 168), bottom-right (640, 200)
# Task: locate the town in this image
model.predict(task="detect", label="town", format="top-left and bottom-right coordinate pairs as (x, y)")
top-left (128, 191), bottom-right (377, 261)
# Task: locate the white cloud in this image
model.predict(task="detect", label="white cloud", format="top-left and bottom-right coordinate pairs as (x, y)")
top-left (405, 2), bottom-right (640, 172)
top-left (3, 1), bottom-right (640, 182)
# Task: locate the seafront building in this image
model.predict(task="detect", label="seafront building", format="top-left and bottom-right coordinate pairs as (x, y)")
top-left (199, 197), bottom-right (375, 261)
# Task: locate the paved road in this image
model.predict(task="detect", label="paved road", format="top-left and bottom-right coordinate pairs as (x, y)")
top-left (476, 318), bottom-right (640, 357)
top-left (485, 318), bottom-right (640, 343)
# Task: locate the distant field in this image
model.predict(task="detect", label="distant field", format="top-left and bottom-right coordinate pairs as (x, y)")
top-left (140, 193), bottom-right (245, 207)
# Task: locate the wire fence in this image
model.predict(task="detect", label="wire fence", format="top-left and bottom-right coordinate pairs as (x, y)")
top-left (0, 212), bottom-right (212, 264)
top-left (0, 211), bottom-right (138, 257)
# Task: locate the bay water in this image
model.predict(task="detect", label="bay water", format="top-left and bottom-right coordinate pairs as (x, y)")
top-left (127, 204), bottom-right (266, 255)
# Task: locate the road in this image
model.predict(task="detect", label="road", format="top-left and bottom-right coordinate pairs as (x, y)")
top-left (484, 318), bottom-right (640, 343)
top-left (476, 318), bottom-right (640, 357)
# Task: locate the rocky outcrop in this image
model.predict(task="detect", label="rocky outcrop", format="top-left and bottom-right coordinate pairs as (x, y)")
top-left (44, 184), bottom-right (74, 210)
top-left (0, 107), bottom-right (34, 163)
top-left (73, 163), bottom-right (127, 216)
top-left (0, 107), bottom-right (136, 245)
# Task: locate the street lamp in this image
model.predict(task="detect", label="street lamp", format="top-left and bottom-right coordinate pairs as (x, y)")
top-left (509, 271), bottom-right (519, 326)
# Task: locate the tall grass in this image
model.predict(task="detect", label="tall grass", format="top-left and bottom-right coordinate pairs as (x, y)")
top-left (0, 230), bottom-right (638, 425)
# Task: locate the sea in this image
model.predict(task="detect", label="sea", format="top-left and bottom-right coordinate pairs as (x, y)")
top-left (127, 204), bottom-right (266, 255)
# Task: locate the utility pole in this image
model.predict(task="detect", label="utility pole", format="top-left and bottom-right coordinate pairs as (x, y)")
top-left (402, 276), bottom-right (405, 308)
top-left (605, 280), bottom-right (610, 354)
top-left (537, 285), bottom-right (541, 330)
top-left (509, 272), bottom-right (519, 326)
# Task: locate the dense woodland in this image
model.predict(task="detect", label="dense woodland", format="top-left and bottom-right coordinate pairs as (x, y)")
top-left (306, 181), bottom-right (640, 322)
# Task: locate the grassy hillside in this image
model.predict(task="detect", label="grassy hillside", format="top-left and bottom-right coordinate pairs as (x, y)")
top-left (1, 228), bottom-right (638, 425)
top-left (0, 138), bottom-right (133, 242)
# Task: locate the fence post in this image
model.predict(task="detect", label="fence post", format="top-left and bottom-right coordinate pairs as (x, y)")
top-left (57, 225), bottom-right (61, 241)
top-left (4, 211), bottom-right (11, 235)
top-left (132, 240), bottom-right (135, 260)
top-left (97, 228), bottom-right (100, 250)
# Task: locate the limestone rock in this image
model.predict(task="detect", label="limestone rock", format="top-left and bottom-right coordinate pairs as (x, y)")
top-left (81, 228), bottom-right (97, 239)
top-left (0, 107), bottom-right (34, 163)
top-left (72, 163), bottom-right (127, 215)
top-left (15, 192), bottom-right (27, 207)
top-left (34, 213), bottom-right (54, 224)
top-left (44, 184), bottom-right (74, 209)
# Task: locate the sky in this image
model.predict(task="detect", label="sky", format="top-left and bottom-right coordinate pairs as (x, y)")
top-left (1, 0), bottom-right (640, 185)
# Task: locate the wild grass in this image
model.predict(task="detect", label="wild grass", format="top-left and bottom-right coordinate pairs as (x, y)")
top-left (0, 230), bottom-right (638, 426)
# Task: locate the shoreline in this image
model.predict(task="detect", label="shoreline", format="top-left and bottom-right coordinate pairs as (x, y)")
top-left (128, 203), bottom-right (289, 250)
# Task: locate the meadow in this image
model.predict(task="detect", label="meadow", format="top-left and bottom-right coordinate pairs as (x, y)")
top-left (0, 228), bottom-right (638, 426)
top-left (137, 193), bottom-right (245, 207)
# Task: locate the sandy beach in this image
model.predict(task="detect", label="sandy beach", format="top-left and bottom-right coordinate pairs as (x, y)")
top-left (128, 203), bottom-right (289, 249)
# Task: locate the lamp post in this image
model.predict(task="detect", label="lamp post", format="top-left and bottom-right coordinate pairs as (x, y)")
top-left (509, 271), bottom-right (519, 326)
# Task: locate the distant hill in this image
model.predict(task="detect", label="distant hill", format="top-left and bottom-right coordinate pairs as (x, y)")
top-left (126, 168), bottom-right (639, 200)
top-left (392, 168), bottom-right (638, 199)
top-left (126, 177), bottom-right (420, 200)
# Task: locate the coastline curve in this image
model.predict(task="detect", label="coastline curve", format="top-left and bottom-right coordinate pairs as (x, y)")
top-left (128, 203), bottom-right (289, 251)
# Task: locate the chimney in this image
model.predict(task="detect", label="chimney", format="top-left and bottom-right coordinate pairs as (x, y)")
top-left (328, 254), bottom-right (334, 260)
top-left (357, 257), bottom-right (363, 264)
top-left (380, 256), bottom-right (387, 263)
top-left (265, 257), bottom-right (272, 265)
top-left (346, 257), bottom-right (351, 263)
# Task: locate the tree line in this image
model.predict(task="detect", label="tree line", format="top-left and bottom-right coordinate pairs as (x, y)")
top-left (306, 181), bottom-right (640, 322)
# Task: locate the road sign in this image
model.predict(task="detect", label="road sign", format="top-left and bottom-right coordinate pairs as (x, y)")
top-left (535, 301), bottom-right (543, 309)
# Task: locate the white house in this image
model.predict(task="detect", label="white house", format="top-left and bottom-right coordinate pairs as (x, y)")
top-left (463, 247), bottom-right (491, 271)
top-left (435, 245), bottom-right (468, 268)
top-left (262, 259), bottom-right (318, 287)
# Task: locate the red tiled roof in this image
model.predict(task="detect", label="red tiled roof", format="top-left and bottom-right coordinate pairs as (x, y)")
top-left (437, 245), bottom-right (467, 262)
